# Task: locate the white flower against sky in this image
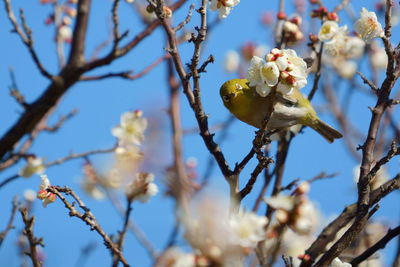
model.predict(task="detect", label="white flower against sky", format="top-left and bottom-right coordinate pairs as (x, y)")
top-left (155, 247), bottom-right (196, 267)
top-left (335, 60), bottom-right (357, 79)
top-left (265, 194), bottom-right (296, 211)
top-left (371, 44), bottom-right (388, 70)
top-left (37, 174), bottom-right (56, 207)
top-left (24, 189), bottom-right (37, 202)
top-left (112, 110), bottom-right (147, 146)
top-left (209, 0), bottom-right (240, 19)
top-left (247, 56), bottom-right (271, 97)
top-left (19, 156), bottom-right (46, 178)
top-left (344, 36), bottom-right (365, 59)
top-left (59, 25), bottom-right (72, 42)
top-left (224, 50), bottom-right (240, 73)
top-left (330, 257), bottom-right (352, 267)
top-left (229, 212), bottom-right (268, 248)
top-left (260, 61), bottom-right (280, 87)
top-left (247, 48), bottom-right (308, 97)
top-left (354, 8), bottom-right (384, 43)
top-left (182, 194), bottom-right (267, 265)
top-left (324, 25), bottom-right (348, 56)
top-left (126, 172), bottom-right (158, 202)
top-left (318, 21), bottom-right (339, 41)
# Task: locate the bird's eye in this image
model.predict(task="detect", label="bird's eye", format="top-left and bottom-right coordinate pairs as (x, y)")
top-left (222, 95), bottom-right (230, 102)
top-left (235, 83), bottom-right (243, 90)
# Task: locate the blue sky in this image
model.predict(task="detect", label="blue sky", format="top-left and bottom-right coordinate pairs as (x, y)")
top-left (0, 0), bottom-right (399, 266)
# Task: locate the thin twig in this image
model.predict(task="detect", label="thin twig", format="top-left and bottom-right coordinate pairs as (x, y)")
top-left (0, 197), bottom-right (19, 247)
top-left (112, 198), bottom-right (133, 267)
top-left (81, 53), bottom-right (171, 81)
top-left (357, 71), bottom-right (379, 92)
top-left (45, 146), bottom-right (117, 167)
top-left (19, 207), bottom-right (43, 267)
top-left (3, 0), bottom-right (52, 79)
top-left (351, 225), bottom-right (400, 266)
top-left (48, 186), bottom-right (130, 266)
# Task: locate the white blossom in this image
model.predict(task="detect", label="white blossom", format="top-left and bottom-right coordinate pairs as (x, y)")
top-left (37, 174), bottom-right (56, 207)
top-left (126, 172), bottom-right (158, 202)
top-left (318, 21), bottom-right (339, 41)
top-left (224, 50), bottom-right (240, 73)
top-left (330, 257), bottom-right (352, 267)
top-left (209, 0), bottom-right (240, 19)
top-left (58, 25), bottom-right (72, 42)
top-left (183, 195), bottom-right (267, 265)
top-left (247, 56), bottom-right (271, 97)
top-left (371, 45), bottom-right (388, 69)
top-left (155, 247), bottom-right (196, 267)
top-left (324, 25), bottom-right (348, 56)
top-left (354, 8), bottom-right (384, 43)
top-left (112, 110), bottom-right (147, 146)
top-left (344, 36), bottom-right (365, 59)
top-left (19, 157), bottom-right (46, 178)
top-left (335, 60), bottom-right (357, 79)
top-left (247, 48), bottom-right (308, 97)
top-left (260, 61), bottom-right (280, 87)
top-left (24, 189), bottom-right (37, 202)
top-left (265, 195), bottom-right (296, 211)
top-left (229, 212), bottom-right (268, 248)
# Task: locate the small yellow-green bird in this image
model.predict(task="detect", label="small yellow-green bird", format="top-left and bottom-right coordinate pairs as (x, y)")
top-left (220, 79), bottom-right (343, 143)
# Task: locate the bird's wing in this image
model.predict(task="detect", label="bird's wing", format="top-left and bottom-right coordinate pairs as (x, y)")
top-left (275, 93), bottom-right (298, 107)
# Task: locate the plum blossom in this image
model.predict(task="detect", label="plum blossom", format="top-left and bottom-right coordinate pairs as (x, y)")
top-left (228, 212), bottom-right (268, 248)
top-left (335, 60), bottom-right (357, 79)
top-left (183, 195), bottom-right (267, 265)
top-left (19, 156), bottom-right (46, 178)
top-left (247, 48), bottom-right (308, 97)
top-left (209, 0), bottom-right (240, 19)
top-left (354, 8), bottom-right (384, 43)
top-left (324, 25), bottom-right (348, 56)
top-left (330, 257), bottom-right (352, 267)
top-left (126, 172), bottom-right (158, 202)
top-left (247, 56), bottom-right (272, 97)
top-left (112, 110), bottom-right (147, 146)
top-left (224, 50), bottom-right (240, 73)
top-left (264, 182), bottom-right (319, 234)
top-left (371, 44), bottom-right (388, 70)
top-left (37, 174), bottom-right (56, 207)
top-left (318, 21), bottom-right (339, 41)
top-left (155, 247), bottom-right (196, 267)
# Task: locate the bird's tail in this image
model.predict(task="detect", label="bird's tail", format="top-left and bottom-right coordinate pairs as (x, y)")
top-left (310, 119), bottom-right (343, 143)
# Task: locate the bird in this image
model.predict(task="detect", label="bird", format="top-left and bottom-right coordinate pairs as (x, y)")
top-left (219, 78), bottom-right (343, 143)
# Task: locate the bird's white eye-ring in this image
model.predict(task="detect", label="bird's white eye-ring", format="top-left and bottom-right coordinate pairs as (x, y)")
top-left (222, 95), bottom-right (230, 102)
top-left (235, 83), bottom-right (243, 90)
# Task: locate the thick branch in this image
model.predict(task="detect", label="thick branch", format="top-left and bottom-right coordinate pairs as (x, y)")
top-left (67, 0), bottom-right (91, 66)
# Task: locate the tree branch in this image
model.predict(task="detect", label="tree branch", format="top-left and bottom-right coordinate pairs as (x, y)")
top-left (48, 186), bottom-right (130, 267)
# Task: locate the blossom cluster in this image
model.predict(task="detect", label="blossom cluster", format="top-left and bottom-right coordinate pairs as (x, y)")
top-left (276, 14), bottom-right (304, 45)
top-left (41, 0), bottom-right (77, 43)
top-left (264, 182), bottom-right (318, 234)
top-left (209, 0), bottom-right (240, 19)
top-left (80, 110), bottom-right (158, 203)
top-left (113, 110), bottom-right (158, 202)
top-left (182, 196), bottom-right (267, 266)
top-left (247, 48), bottom-right (308, 97)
